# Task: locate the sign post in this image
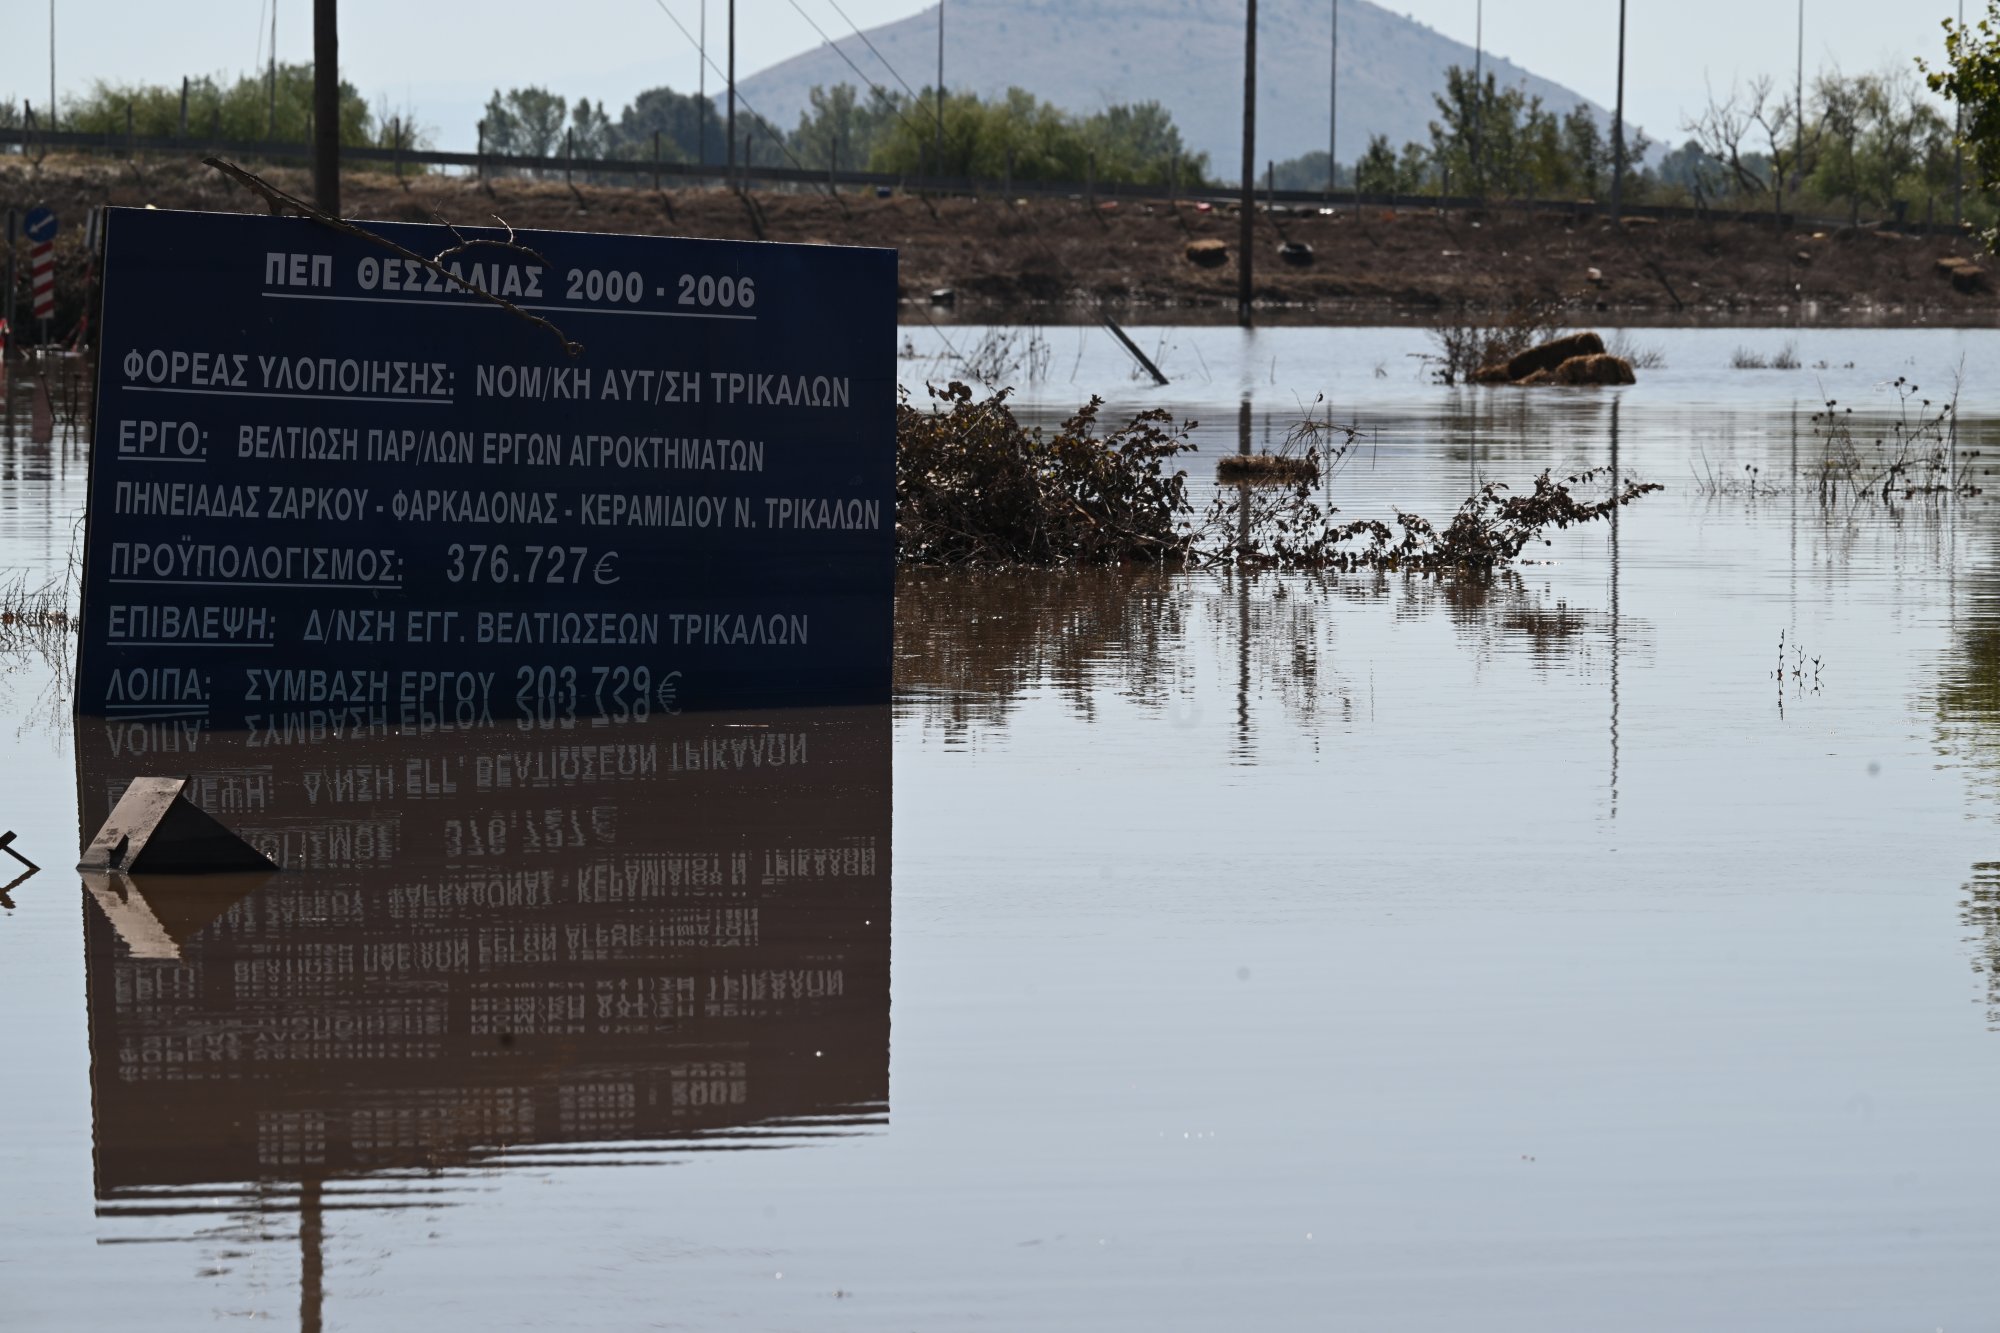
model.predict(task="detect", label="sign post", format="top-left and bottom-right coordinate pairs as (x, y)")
top-left (76, 208), bottom-right (896, 727)
top-left (24, 207), bottom-right (56, 343)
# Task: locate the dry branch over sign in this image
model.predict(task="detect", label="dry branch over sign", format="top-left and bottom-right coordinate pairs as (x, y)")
top-left (202, 157), bottom-right (582, 359)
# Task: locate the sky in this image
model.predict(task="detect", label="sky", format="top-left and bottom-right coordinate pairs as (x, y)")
top-left (0, 0), bottom-right (1975, 151)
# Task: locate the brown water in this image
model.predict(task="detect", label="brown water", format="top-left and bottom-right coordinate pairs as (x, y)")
top-left (5, 329), bottom-right (2000, 1329)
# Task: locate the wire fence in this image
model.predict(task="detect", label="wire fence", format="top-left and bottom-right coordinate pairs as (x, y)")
top-left (0, 126), bottom-right (1962, 236)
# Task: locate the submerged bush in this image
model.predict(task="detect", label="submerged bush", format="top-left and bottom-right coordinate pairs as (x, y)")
top-left (895, 383), bottom-right (1197, 567)
top-left (1199, 469), bottom-right (1663, 572)
top-left (897, 385), bottom-right (1662, 572)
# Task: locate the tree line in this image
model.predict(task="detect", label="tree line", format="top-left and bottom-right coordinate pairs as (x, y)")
top-left (1270, 59), bottom-right (1986, 229)
top-left (21, 65), bottom-right (417, 154)
top-left (16, 49), bottom-right (1986, 233)
top-left (479, 81), bottom-right (1209, 186)
top-left (20, 67), bottom-right (1209, 190)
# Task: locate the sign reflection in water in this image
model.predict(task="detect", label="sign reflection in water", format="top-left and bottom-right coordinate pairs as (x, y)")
top-left (75, 704), bottom-right (891, 1322)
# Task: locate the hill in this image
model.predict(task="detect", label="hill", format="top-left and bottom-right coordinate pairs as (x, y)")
top-left (737, 0), bottom-right (1613, 177)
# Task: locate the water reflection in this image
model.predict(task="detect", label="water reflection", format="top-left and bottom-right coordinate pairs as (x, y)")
top-left (895, 567), bottom-right (1645, 756)
top-left (76, 705), bottom-right (890, 1322)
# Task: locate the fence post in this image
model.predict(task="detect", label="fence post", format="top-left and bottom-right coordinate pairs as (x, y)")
top-left (476, 120), bottom-right (486, 183)
top-left (829, 140), bottom-right (837, 195)
top-left (742, 132), bottom-right (750, 191)
top-left (178, 77), bottom-right (188, 140)
top-left (1087, 151), bottom-right (1096, 207)
top-left (653, 129), bottom-right (661, 191)
top-left (1004, 145), bottom-right (1013, 197)
top-left (126, 102), bottom-right (135, 162)
top-left (1168, 151), bottom-right (1178, 207)
top-left (394, 120), bottom-right (404, 182)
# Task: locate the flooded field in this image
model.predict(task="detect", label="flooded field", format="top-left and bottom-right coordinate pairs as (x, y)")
top-left (5, 325), bottom-right (2000, 1328)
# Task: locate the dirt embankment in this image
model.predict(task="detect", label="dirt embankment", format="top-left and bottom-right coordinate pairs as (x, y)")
top-left (4, 155), bottom-right (1996, 330)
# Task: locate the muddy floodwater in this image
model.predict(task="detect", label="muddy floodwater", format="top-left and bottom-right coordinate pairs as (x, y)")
top-left (7, 325), bottom-right (2000, 1329)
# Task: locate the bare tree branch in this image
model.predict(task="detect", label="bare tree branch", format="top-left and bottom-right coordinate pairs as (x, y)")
top-left (203, 156), bottom-right (583, 359)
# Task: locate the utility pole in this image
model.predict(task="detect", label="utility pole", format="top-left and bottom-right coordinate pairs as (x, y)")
top-left (1327, 0), bottom-right (1337, 198)
top-left (1794, 0), bottom-right (1804, 206)
top-left (1956, 0), bottom-right (1965, 228)
top-left (312, 0), bottom-right (338, 214)
top-left (726, 0), bottom-right (736, 174)
top-left (1471, 0), bottom-right (1483, 195)
top-left (1611, 0), bottom-right (1627, 219)
top-left (935, 0), bottom-right (945, 172)
top-left (698, 0), bottom-right (707, 166)
top-left (268, 0), bottom-right (278, 138)
top-left (1239, 0), bottom-right (1257, 328)
top-left (48, 0), bottom-right (56, 132)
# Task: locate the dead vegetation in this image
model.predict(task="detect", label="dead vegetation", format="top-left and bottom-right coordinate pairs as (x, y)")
top-left (1423, 299), bottom-right (1565, 385)
top-left (1810, 378), bottom-right (1980, 502)
top-left (1196, 466), bottom-right (1661, 571)
top-left (897, 383), bottom-right (1661, 572)
top-left (1691, 376), bottom-right (1980, 504)
top-left (895, 383), bottom-right (1198, 567)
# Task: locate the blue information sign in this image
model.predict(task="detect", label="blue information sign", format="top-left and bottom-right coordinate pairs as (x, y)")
top-left (23, 206), bottom-right (56, 243)
top-left (78, 207), bottom-right (896, 726)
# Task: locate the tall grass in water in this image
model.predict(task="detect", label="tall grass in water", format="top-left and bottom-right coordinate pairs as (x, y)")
top-left (1731, 342), bottom-right (1801, 370)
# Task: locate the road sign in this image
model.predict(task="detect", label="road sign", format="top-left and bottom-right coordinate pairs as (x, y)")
top-left (77, 207), bottom-right (897, 726)
top-left (24, 207), bottom-right (56, 322)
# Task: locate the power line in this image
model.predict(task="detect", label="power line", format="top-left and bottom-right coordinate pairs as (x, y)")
top-left (823, 0), bottom-right (922, 103)
top-left (781, 0), bottom-right (937, 149)
top-left (643, 0), bottom-right (829, 187)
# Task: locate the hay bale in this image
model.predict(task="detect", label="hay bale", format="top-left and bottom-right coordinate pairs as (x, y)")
top-left (1186, 238), bottom-right (1229, 269)
top-left (1551, 353), bottom-right (1637, 386)
top-left (1952, 265), bottom-right (1991, 294)
top-left (1515, 368), bottom-right (1557, 386)
top-left (1471, 362), bottom-right (1516, 384)
top-left (1217, 453), bottom-right (1319, 484)
top-left (1936, 255), bottom-right (1974, 275)
top-left (1503, 331), bottom-right (1606, 382)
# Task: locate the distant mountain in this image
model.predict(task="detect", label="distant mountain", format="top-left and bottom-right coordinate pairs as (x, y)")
top-left (737, 0), bottom-right (1613, 178)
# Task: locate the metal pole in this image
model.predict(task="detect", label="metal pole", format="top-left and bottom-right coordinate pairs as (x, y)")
top-left (936, 0), bottom-right (946, 168)
top-left (312, 0), bottom-right (338, 214)
top-left (1239, 0), bottom-right (1257, 328)
top-left (48, 0), bottom-right (56, 133)
top-left (268, 0), bottom-right (278, 138)
top-left (726, 0), bottom-right (736, 173)
top-left (1327, 0), bottom-right (1337, 198)
top-left (1471, 0), bottom-right (1482, 193)
top-left (1956, 0), bottom-right (1965, 229)
top-left (1611, 0), bottom-right (1627, 219)
top-left (178, 76), bottom-right (188, 138)
top-left (1794, 0), bottom-right (1804, 209)
top-left (698, 0), bottom-right (707, 167)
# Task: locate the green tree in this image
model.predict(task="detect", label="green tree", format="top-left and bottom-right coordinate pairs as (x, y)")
top-left (1924, 3), bottom-right (2000, 238)
top-left (482, 86), bottom-right (568, 161)
top-left (868, 86), bottom-right (1204, 185)
top-left (64, 65), bottom-right (379, 147)
top-left (787, 83), bottom-right (905, 171)
top-left (612, 85), bottom-right (713, 163)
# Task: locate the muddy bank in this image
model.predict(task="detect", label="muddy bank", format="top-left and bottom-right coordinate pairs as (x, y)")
top-left (3, 155), bottom-right (1995, 330)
